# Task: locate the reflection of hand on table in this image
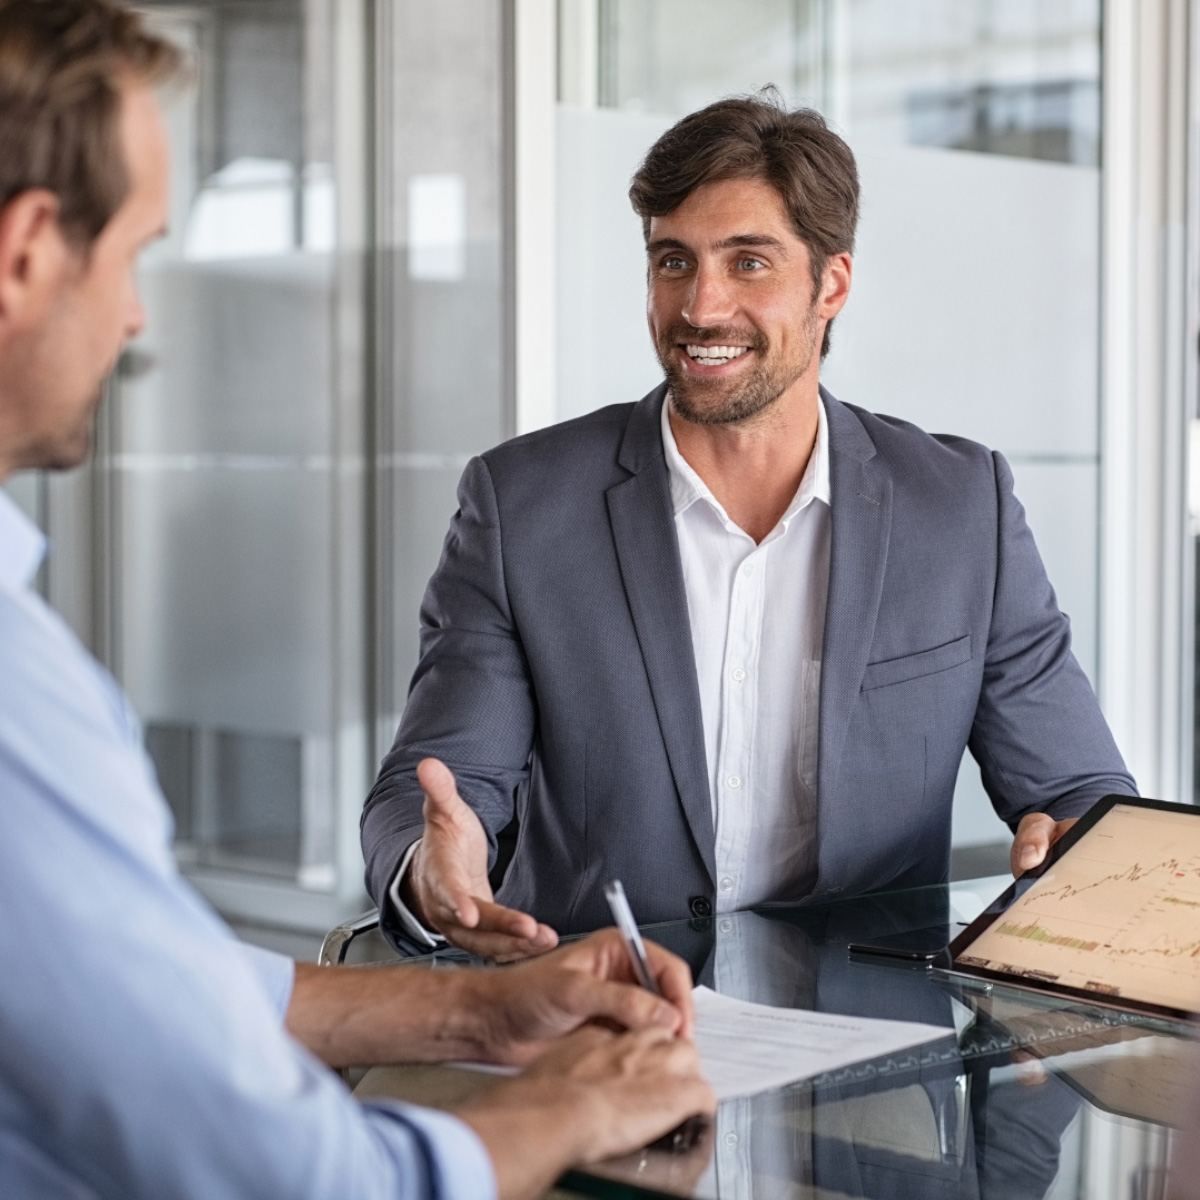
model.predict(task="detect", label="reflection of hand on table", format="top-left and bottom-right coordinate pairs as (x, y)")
top-left (591, 1110), bottom-right (717, 1196)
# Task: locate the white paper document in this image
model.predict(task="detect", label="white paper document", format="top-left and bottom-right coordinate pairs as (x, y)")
top-left (692, 985), bottom-right (952, 1100)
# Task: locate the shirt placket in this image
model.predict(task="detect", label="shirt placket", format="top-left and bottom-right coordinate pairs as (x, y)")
top-left (714, 541), bottom-right (765, 914)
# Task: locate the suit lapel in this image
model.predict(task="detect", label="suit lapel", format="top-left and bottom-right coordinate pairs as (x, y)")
top-left (607, 389), bottom-right (716, 884)
top-left (817, 394), bottom-right (893, 861)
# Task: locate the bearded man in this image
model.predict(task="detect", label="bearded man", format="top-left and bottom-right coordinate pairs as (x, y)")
top-left (361, 95), bottom-right (1135, 960)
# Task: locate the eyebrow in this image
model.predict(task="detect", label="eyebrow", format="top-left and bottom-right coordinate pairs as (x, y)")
top-left (646, 234), bottom-right (790, 256)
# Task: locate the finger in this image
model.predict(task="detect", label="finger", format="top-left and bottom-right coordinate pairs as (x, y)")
top-left (642, 940), bottom-right (697, 1038)
top-left (524, 1023), bottom-right (618, 1073)
top-left (1012, 813), bottom-right (1056, 875)
top-left (573, 978), bottom-right (683, 1035)
top-left (472, 898), bottom-right (554, 946)
top-left (1050, 817), bottom-right (1079, 846)
top-left (443, 923), bottom-right (561, 963)
top-left (559, 931), bottom-right (696, 1036)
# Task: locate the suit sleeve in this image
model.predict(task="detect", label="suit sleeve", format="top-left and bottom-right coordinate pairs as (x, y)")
top-left (968, 452), bottom-right (1137, 828)
top-left (361, 456), bottom-right (537, 939)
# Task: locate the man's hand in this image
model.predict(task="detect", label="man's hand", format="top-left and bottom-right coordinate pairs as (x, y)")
top-left (470, 927), bottom-right (698, 1064)
top-left (1011, 813), bottom-right (1078, 876)
top-left (405, 757), bottom-right (557, 961)
top-left (456, 1026), bottom-right (716, 1200)
top-left (285, 928), bottom-right (695, 1070)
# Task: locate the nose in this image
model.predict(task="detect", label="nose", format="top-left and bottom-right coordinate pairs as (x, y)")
top-left (681, 262), bottom-right (736, 330)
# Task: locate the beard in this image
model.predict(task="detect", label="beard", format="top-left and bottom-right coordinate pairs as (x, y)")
top-left (655, 302), bottom-right (821, 427)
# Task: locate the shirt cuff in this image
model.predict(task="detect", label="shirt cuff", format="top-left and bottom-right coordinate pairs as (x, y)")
top-left (365, 1100), bottom-right (497, 1200)
top-left (387, 840), bottom-right (447, 950)
top-left (236, 941), bottom-right (296, 1020)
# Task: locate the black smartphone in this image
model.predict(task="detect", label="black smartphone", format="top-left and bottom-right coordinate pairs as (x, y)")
top-left (847, 924), bottom-right (952, 965)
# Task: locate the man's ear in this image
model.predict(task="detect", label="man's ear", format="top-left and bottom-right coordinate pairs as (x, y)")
top-left (818, 251), bottom-right (853, 321)
top-left (0, 189), bottom-right (69, 332)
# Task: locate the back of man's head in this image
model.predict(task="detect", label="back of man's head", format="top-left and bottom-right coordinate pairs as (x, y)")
top-left (0, 0), bottom-right (181, 251)
top-left (629, 91), bottom-right (859, 359)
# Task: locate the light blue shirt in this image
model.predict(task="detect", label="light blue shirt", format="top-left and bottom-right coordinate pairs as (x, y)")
top-left (0, 489), bottom-right (495, 1200)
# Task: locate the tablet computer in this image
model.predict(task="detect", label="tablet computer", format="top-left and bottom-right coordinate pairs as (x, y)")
top-left (943, 795), bottom-right (1200, 1023)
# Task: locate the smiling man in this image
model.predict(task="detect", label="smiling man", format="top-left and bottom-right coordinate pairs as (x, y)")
top-left (362, 95), bottom-right (1136, 960)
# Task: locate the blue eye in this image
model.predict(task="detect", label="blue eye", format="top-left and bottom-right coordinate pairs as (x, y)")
top-left (738, 257), bottom-right (764, 270)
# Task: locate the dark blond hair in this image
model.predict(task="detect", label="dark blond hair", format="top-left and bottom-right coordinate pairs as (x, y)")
top-left (0, 0), bottom-right (182, 247)
top-left (629, 91), bottom-right (859, 359)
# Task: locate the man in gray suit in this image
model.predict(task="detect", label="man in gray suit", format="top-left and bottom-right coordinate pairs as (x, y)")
top-left (361, 95), bottom-right (1135, 959)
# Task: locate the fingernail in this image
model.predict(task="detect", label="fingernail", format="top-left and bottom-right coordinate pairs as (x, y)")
top-left (1020, 850), bottom-right (1037, 868)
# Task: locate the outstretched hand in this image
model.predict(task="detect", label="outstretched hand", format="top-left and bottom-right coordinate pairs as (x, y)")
top-left (406, 758), bottom-right (558, 961)
top-left (1010, 813), bottom-right (1078, 876)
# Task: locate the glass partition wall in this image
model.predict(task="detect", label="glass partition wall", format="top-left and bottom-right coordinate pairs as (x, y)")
top-left (2, 1), bottom-right (508, 931)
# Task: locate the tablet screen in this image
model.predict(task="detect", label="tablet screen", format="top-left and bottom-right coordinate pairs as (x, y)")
top-left (953, 800), bottom-right (1200, 1016)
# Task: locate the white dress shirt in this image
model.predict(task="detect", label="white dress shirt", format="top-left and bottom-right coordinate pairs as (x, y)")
top-left (661, 398), bottom-right (831, 912)
top-left (392, 398), bottom-right (831, 940)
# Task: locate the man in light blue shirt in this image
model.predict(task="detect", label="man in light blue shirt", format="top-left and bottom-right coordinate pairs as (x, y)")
top-left (0, 2), bottom-right (714, 1197)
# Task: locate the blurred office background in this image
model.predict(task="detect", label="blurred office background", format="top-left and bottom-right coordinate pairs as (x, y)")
top-left (3, 0), bottom-right (1195, 953)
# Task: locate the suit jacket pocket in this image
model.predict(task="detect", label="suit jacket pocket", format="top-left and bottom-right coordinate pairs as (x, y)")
top-left (861, 634), bottom-right (972, 691)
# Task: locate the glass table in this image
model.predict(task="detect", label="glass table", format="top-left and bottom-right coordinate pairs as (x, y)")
top-left (349, 879), bottom-right (1192, 1198)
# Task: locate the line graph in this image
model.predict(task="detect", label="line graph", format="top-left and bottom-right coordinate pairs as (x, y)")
top-left (963, 804), bottom-right (1200, 1011)
top-left (1036, 858), bottom-right (1200, 904)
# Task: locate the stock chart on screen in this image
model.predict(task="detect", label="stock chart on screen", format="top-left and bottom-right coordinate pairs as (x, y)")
top-left (959, 804), bottom-right (1200, 1012)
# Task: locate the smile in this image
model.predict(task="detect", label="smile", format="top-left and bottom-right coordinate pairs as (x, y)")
top-left (684, 344), bottom-right (751, 365)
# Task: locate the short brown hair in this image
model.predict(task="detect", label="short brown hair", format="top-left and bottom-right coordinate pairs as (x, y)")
top-left (0, 0), bottom-right (182, 248)
top-left (629, 91), bottom-right (859, 359)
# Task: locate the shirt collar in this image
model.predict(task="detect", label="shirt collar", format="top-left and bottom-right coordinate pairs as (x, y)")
top-left (0, 486), bottom-right (47, 592)
top-left (660, 394), bottom-right (831, 525)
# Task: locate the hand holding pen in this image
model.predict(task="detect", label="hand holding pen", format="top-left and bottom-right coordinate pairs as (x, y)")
top-left (605, 879), bottom-right (712, 1152)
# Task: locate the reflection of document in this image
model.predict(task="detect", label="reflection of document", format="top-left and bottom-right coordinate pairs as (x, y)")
top-left (693, 986), bottom-right (951, 1100)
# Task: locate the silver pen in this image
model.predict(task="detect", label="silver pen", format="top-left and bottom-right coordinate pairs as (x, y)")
top-left (604, 879), bottom-right (660, 995)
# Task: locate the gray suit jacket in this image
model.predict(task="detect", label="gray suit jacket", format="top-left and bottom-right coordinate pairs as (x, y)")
top-left (362, 387), bottom-right (1135, 949)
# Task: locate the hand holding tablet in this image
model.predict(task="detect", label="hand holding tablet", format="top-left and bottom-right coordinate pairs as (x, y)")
top-left (947, 796), bottom-right (1200, 1021)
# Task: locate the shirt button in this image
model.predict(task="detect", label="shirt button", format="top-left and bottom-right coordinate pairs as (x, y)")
top-left (719, 919), bottom-right (733, 934)
top-left (724, 1132), bottom-right (739, 1148)
top-left (727, 774), bottom-right (741, 789)
top-left (742, 562), bottom-right (755, 575)
top-left (719, 875), bottom-right (734, 892)
top-left (731, 667), bottom-right (746, 682)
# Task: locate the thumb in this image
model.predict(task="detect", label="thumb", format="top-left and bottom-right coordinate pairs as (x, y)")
top-left (415, 758), bottom-right (482, 925)
top-left (1014, 815), bottom-right (1053, 872)
top-left (417, 757), bottom-right (462, 817)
